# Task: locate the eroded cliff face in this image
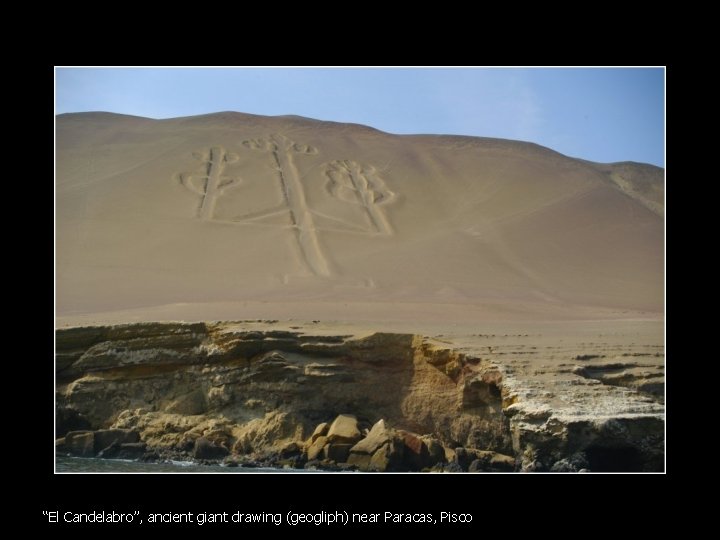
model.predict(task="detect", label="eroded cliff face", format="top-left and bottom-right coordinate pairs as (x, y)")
top-left (56, 322), bottom-right (664, 472)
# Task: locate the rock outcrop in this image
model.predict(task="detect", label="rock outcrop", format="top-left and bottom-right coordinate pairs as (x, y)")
top-left (56, 322), bottom-right (664, 471)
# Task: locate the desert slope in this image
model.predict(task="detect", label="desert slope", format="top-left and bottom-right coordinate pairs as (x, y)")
top-left (56, 112), bottom-right (663, 323)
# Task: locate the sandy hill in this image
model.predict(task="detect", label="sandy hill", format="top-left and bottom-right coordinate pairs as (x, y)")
top-left (56, 112), bottom-right (663, 324)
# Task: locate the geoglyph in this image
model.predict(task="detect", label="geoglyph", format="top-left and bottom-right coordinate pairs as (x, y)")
top-left (179, 135), bottom-right (395, 277)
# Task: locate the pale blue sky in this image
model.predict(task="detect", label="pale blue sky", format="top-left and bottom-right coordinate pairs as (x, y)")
top-left (56, 68), bottom-right (664, 167)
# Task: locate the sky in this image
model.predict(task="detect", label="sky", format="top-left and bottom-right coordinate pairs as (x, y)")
top-left (55, 68), bottom-right (664, 167)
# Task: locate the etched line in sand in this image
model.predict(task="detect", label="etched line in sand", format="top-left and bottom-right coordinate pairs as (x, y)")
top-left (243, 134), bottom-right (331, 277)
top-left (175, 140), bottom-right (399, 279)
top-left (179, 147), bottom-right (241, 220)
top-left (325, 160), bottom-right (396, 235)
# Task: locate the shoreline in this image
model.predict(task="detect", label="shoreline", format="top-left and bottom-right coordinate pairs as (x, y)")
top-left (55, 455), bottom-right (321, 473)
top-left (56, 319), bottom-right (664, 473)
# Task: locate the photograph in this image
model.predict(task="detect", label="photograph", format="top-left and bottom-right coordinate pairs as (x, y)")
top-left (55, 67), bottom-right (665, 478)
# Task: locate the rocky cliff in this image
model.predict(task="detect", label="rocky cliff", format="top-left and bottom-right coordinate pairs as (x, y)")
top-left (56, 321), bottom-right (664, 472)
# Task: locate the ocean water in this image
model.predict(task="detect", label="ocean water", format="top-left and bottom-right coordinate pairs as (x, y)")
top-left (56, 456), bottom-right (315, 473)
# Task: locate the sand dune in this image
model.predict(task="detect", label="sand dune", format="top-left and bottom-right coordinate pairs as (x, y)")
top-left (56, 112), bottom-right (663, 325)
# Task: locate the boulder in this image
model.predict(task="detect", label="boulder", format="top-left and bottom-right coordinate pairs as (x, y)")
top-left (140, 449), bottom-right (160, 462)
top-left (193, 437), bottom-right (229, 460)
top-left (468, 459), bottom-right (484, 472)
top-left (326, 414), bottom-right (361, 444)
top-left (421, 436), bottom-right (445, 466)
top-left (310, 422), bottom-right (329, 443)
top-left (65, 431), bottom-right (95, 457)
top-left (398, 430), bottom-right (430, 470)
top-left (323, 443), bottom-right (353, 463)
top-left (550, 452), bottom-right (589, 472)
top-left (521, 459), bottom-right (544, 472)
top-left (278, 441), bottom-right (301, 458)
top-left (370, 440), bottom-right (404, 472)
top-left (98, 442), bottom-right (147, 460)
top-left (444, 462), bottom-right (463, 473)
top-left (400, 430), bottom-right (425, 455)
top-left (454, 447), bottom-right (471, 471)
top-left (455, 448), bottom-right (516, 472)
top-left (94, 429), bottom-right (140, 453)
top-left (306, 436), bottom-right (328, 461)
top-left (347, 452), bottom-right (372, 470)
top-left (278, 455), bottom-right (306, 469)
top-left (350, 419), bottom-right (393, 455)
top-left (489, 452), bottom-right (516, 472)
top-left (55, 437), bottom-right (67, 453)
